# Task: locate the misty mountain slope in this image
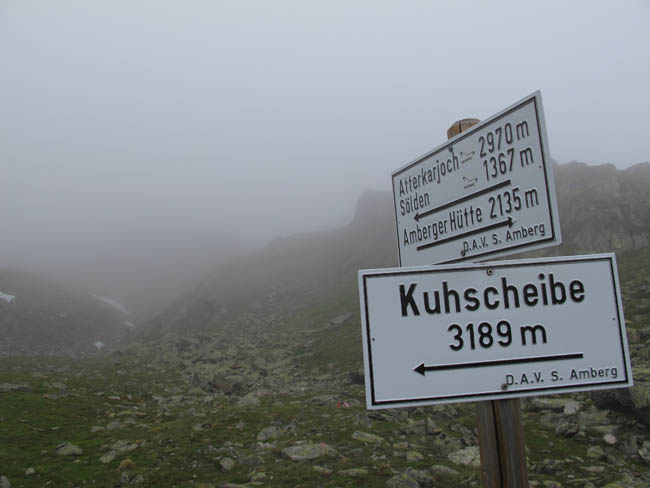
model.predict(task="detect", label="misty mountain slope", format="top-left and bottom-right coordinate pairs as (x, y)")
top-left (550, 162), bottom-right (650, 253)
top-left (0, 269), bottom-right (131, 355)
top-left (107, 161), bottom-right (650, 460)
top-left (141, 161), bottom-right (650, 339)
top-left (125, 161), bottom-right (650, 436)
top-left (138, 189), bottom-right (397, 338)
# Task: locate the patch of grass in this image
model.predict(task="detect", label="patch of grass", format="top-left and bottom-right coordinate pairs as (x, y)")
top-left (3, 355), bottom-right (646, 487)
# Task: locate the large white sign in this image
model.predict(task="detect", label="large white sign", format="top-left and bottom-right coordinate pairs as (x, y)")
top-left (358, 254), bottom-right (632, 409)
top-left (392, 91), bottom-right (561, 266)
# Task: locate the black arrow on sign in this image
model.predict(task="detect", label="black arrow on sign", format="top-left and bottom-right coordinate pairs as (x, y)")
top-left (416, 216), bottom-right (515, 252)
top-left (413, 353), bottom-right (584, 376)
top-left (414, 179), bottom-right (512, 222)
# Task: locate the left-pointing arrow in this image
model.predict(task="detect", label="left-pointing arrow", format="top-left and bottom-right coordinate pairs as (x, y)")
top-left (414, 362), bottom-right (426, 376)
top-left (413, 353), bottom-right (584, 376)
top-left (414, 179), bottom-right (512, 222)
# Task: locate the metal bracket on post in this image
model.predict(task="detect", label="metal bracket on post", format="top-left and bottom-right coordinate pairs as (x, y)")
top-left (447, 118), bottom-right (529, 488)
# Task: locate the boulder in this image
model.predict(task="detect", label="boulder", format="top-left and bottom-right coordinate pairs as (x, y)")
top-left (0, 383), bottom-right (32, 393)
top-left (281, 443), bottom-right (336, 461)
top-left (448, 446), bottom-right (480, 468)
top-left (55, 442), bottom-right (83, 456)
top-left (352, 431), bottom-right (384, 443)
top-left (386, 468), bottom-right (432, 488)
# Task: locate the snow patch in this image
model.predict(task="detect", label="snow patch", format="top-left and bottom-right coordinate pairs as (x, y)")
top-left (94, 341), bottom-right (105, 350)
top-left (0, 291), bottom-right (15, 303)
top-left (124, 321), bottom-right (136, 328)
top-left (91, 295), bottom-right (129, 315)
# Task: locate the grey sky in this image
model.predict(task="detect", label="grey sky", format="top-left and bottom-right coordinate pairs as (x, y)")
top-left (1, 1), bottom-right (648, 317)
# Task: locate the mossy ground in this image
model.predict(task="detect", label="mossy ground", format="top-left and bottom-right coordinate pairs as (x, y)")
top-left (2, 357), bottom-right (648, 487)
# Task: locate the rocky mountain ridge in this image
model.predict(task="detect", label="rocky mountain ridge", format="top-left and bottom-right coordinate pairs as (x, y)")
top-left (142, 161), bottom-right (650, 339)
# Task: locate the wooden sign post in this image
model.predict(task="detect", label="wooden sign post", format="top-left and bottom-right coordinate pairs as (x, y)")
top-left (360, 95), bottom-right (630, 488)
top-left (448, 118), bottom-right (529, 488)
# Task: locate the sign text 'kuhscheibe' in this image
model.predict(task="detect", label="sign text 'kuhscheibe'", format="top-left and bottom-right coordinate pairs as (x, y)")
top-left (358, 254), bottom-right (632, 409)
top-left (393, 91), bottom-right (561, 266)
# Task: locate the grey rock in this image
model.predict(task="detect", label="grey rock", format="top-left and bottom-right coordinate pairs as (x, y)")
top-left (627, 371), bottom-right (650, 426)
top-left (237, 392), bottom-right (260, 407)
top-left (587, 445), bottom-right (605, 459)
top-left (192, 422), bottom-right (211, 432)
top-left (55, 441), bottom-right (83, 456)
top-left (0, 475), bottom-right (10, 488)
top-left (430, 464), bottom-right (459, 476)
top-left (100, 451), bottom-right (117, 463)
top-left (621, 435), bottom-right (639, 456)
top-left (257, 425), bottom-right (284, 441)
top-left (0, 383), bottom-right (32, 393)
top-left (250, 471), bottom-right (266, 481)
top-left (339, 468), bottom-right (368, 477)
top-left (220, 457), bottom-right (235, 471)
top-left (386, 475), bottom-right (419, 488)
top-left (240, 454), bottom-right (264, 466)
top-left (542, 482), bottom-right (562, 488)
top-left (313, 465), bottom-right (333, 475)
top-left (352, 431), bottom-right (384, 443)
top-left (25, 468), bottom-right (35, 476)
top-left (603, 433), bottom-right (617, 445)
top-left (403, 419), bottom-right (426, 435)
top-left (256, 441), bottom-right (275, 450)
top-left (348, 369), bottom-right (364, 385)
top-left (638, 441), bottom-right (650, 465)
top-left (563, 400), bottom-right (582, 415)
top-left (282, 443), bottom-right (336, 461)
top-left (528, 397), bottom-right (567, 412)
top-left (106, 421), bottom-right (122, 431)
top-left (578, 407), bottom-right (610, 426)
top-left (386, 468), bottom-right (432, 488)
top-left (534, 458), bottom-right (564, 474)
top-left (555, 420), bottom-right (579, 437)
top-left (448, 446), bottom-right (480, 468)
top-left (406, 451), bottom-right (424, 462)
top-left (425, 417), bottom-right (441, 435)
top-left (433, 434), bottom-right (463, 453)
top-left (111, 440), bottom-right (139, 453)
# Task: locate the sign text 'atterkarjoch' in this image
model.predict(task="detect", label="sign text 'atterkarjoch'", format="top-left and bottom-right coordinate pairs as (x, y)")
top-left (392, 91), bottom-right (561, 266)
top-left (358, 254), bottom-right (632, 409)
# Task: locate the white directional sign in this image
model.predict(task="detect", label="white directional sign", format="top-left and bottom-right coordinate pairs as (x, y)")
top-left (393, 91), bottom-right (561, 266)
top-left (358, 254), bottom-right (632, 409)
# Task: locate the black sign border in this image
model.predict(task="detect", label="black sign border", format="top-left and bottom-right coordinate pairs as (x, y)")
top-left (361, 255), bottom-right (629, 408)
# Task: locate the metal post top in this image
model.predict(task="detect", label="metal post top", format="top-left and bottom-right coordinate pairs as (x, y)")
top-left (447, 118), bottom-right (480, 139)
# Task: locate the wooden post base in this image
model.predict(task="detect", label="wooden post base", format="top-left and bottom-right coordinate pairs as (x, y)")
top-left (476, 399), bottom-right (529, 488)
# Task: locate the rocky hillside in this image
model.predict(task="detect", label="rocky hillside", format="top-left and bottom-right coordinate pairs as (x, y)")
top-left (125, 161), bottom-right (650, 410)
top-left (551, 162), bottom-right (650, 253)
top-left (0, 269), bottom-right (133, 355)
top-left (140, 161), bottom-right (650, 339)
top-left (99, 162), bottom-right (650, 487)
top-left (138, 188), bottom-right (397, 338)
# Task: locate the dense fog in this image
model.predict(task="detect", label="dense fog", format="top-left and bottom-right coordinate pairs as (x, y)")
top-left (1, 1), bottom-right (648, 320)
